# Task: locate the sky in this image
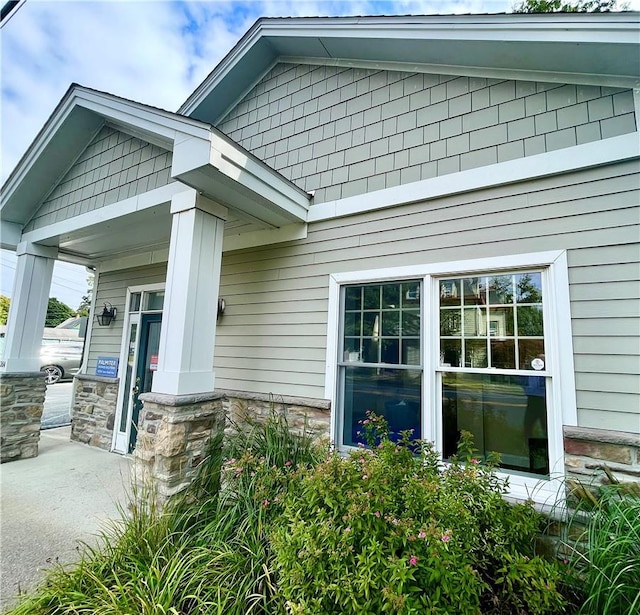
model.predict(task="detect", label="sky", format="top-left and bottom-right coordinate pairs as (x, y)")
top-left (1, 0), bottom-right (637, 309)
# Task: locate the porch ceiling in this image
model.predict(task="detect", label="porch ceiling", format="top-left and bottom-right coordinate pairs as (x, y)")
top-left (44, 202), bottom-right (271, 265)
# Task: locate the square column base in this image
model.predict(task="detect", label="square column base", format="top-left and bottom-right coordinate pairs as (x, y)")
top-left (0, 373), bottom-right (46, 462)
top-left (132, 391), bottom-right (225, 505)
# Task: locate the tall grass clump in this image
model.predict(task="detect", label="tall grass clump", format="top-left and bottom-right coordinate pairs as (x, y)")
top-left (563, 477), bottom-right (640, 615)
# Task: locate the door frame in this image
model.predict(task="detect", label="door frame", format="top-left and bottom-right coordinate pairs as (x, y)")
top-left (111, 283), bottom-right (164, 454)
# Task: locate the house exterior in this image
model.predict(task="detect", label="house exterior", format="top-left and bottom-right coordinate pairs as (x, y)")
top-left (1, 13), bottom-right (638, 503)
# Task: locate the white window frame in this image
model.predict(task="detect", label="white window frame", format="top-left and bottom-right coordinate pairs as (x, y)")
top-left (326, 250), bottom-right (577, 505)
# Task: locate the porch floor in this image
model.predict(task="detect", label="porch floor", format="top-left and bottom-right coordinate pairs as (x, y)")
top-left (0, 426), bottom-right (131, 611)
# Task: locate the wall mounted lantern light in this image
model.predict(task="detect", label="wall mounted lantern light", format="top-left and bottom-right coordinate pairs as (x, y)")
top-left (96, 302), bottom-right (117, 327)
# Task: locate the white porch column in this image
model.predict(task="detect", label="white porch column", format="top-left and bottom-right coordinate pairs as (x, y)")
top-left (1, 242), bottom-right (57, 373)
top-left (151, 191), bottom-right (227, 396)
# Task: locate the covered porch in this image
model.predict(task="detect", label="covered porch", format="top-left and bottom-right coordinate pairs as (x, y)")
top-left (0, 85), bottom-right (310, 495)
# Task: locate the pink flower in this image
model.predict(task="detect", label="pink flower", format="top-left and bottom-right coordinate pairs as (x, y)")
top-left (409, 556), bottom-right (418, 566)
top-left (418, 531), bottom-right (427, 539)
top-left (262, 499), bottom-right (270, 507)
top-left (442, 534), bottom-right (451, 543)
top-left (345, 527), bottom-right (351, 533)
top-left (284, 460), bottom-right (293, 467)
top-left (470, 458), bottom-right (480, 465)
top-left (391, 518), bottom-right (399, 525)
top-left (374, 511), bottom-right (381, 518)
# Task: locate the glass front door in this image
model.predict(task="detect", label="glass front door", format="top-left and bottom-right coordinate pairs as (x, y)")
top-left (128, 313), bottom-right (162, 453)
top-left (113, 291), bottom-right (163, 454)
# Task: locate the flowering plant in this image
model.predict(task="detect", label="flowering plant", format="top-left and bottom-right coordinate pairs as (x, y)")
top-left (272, 413), bottom-right (566, 614)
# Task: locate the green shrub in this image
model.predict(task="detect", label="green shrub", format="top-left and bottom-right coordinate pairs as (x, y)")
top-left (564, 481), bottom-right (640, 615)
top-left (271, 413), bottom-right (566, 615)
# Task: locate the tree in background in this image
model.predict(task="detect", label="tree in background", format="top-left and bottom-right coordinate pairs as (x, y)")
top-left (76, 274), bottom-right (94, 317)
top-left (0, 295), bottom-right (9, 325)
top-left (45, 297), bottom-right (76, 327)
top-left (513, 0), bottom-right (625, 11)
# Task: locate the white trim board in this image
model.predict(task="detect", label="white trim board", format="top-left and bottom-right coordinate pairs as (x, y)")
top-left (308, 133), bottom-right (640, 223)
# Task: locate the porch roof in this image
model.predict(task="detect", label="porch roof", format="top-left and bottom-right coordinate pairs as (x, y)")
top-left (0, 85), bottom-right (310, 253)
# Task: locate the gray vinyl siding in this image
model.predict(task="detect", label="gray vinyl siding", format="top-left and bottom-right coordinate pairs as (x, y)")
top-left (86, 263), bottom-right (167, 373)
top-left (216, 63), bottom-right (636, 205)
top-left (25, 126), bottom-right (173, 232)
top-left (215, 159), bottom-right (639, 432)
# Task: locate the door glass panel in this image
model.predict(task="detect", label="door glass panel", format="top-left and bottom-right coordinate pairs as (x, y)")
top-left (129, 293), bottom-right (141, 312)
top-left (144, 291), bottom-right (165, 311)
top-left (119, 323), bottom-right (137, 433)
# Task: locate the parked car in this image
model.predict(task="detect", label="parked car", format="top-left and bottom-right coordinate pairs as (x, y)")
top-left (40, 341), bottom-right (84, 384)
top-left (1, 324), bottom-right (85, 384)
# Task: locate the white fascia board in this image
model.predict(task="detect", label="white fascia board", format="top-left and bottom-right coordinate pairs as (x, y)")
top-left (264, 21), bottom-right (639, 46)
top-left (309, 132), bottom-right (640, 223)
top-left (283, 55), bottom-right (639, 90)
top-left (20, 183), bottom-right (188, 245)
top-left (208, 133), bottom-right (310, 220)
top-left (0, 221), bottom-right (22, 250)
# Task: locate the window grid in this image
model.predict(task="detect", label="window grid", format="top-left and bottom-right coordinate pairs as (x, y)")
top-left (439, 272), bottom-right (544, 371)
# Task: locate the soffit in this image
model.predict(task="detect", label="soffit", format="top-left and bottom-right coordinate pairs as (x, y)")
top-left (180, 13), bottom-right (640, 124)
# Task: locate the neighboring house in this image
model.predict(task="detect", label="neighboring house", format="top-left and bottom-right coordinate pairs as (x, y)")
top-left (1, 13), bottom-right (638, 502)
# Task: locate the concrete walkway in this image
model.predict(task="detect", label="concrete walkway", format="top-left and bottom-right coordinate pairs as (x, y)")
top-left (0, 426), bottom-right (131, 612)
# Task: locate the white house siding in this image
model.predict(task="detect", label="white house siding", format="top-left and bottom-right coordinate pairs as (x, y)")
top-left (25, 126), bottom-right (173, 232)
top-left (87, 263), bottom-right (167, 373)
top-left (215, 159), bottom-right (639, 433)
top-left (215, 63), bottom-right (637, 206)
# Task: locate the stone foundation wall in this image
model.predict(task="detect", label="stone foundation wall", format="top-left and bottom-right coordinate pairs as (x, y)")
top-left (71, 374), bottom-right (119, 450)
top-left (564, 426), bottom-right (640, 485)
top-left (0, 373), bottom-right (46, 462)
top-left (134, 392), bottom-right (225, 501)
top-left (221, 390), bottom-right (331, 442)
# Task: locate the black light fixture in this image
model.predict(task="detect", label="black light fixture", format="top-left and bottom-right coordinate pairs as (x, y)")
top-left (96, 302), bottom-right (117, 327)
top-left (217, 297), bottom-right (226, 321)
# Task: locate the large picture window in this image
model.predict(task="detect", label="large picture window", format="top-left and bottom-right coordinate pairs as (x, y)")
top-left (330, 252), bottom-right (575, 497)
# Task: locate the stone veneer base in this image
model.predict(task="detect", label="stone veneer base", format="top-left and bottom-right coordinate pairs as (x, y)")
top-left (0, 372), bottom-right (46, 462)
top-left (564, 425), bottom-right (640, 484)
top-left (71, 374), bottom-right (119, 450)
top-left (219, 389), bottom-right (331, 443)
top-left (134, 391), bottom-right (226, 503)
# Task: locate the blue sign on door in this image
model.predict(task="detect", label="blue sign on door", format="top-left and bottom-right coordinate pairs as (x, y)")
top-left (96, 356), bottom-right (119, 377)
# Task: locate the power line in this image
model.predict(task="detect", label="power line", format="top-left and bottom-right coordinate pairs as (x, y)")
top-left (0, 0), bottom-right (26, 28)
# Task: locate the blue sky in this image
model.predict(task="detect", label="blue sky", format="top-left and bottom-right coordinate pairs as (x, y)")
top-left (1, 0), bottom-right (636, 309)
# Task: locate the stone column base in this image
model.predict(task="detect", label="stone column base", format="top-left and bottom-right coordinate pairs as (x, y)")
top-left (133, 391), bottom-right (225, 504)
top-left (71, 374), bottom-right (119, 450)
top-left (0, 372), bottom-right (46, 462)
